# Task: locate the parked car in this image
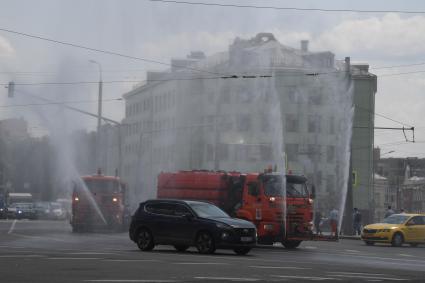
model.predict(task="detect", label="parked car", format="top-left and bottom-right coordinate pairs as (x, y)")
top-left (129, 199), bottom-right (256, 255)
top-left (50, 202), bottom-right (66, 220)
top-left (34, 201), bottom-right (51, 219)
top-left (7, 203), bottom-right (37, 220)
top-left (361, 214), bottom-right (425, 247)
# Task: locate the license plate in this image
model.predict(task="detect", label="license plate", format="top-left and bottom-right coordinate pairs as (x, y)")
top-left (241, 237), bottom-right (253, 242)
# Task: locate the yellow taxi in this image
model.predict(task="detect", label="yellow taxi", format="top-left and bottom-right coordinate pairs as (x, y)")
top-left (361, 214), bottom-right (425, 247)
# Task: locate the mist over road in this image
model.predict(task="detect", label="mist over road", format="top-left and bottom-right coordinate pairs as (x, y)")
top-left (0, 220), bottom-right (424, 282)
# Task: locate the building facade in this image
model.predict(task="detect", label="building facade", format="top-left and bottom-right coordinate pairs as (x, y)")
top-left (122, 33), bottom-right (377, 214)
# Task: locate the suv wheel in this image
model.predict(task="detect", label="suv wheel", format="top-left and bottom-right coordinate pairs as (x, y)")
top-left (196, 231), bottom-right (215, 254)
top-left (136, 228), bottom-right (154, 251)
top-left (174, 245), bottom-right (189, 252)
top-left (233, 247), bottom-right (251, 255)
top-left (391, 233), bottom-right (404, 247)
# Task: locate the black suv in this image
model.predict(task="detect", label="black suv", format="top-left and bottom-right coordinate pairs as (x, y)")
top-left (129, 199), bottom-right (256, 255)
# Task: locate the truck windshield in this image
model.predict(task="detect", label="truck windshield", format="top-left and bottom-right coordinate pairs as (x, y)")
top-left (187, 202), bottom-right (230, 218)
top-left (84, 179), bottom-right (121, 194)
top-left (263, 175), bottom-right (308, 197)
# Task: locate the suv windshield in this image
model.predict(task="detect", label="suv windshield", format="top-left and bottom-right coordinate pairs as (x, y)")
top-left (383, 214), bottom-right (410, 224)
top-left (263, 175), bottom-right (308, 197)
top-left (187, 202), bottom-right (229, 218)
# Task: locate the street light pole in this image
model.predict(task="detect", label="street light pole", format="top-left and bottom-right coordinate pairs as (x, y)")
top-left (90, 60), bottom-right (103, 168)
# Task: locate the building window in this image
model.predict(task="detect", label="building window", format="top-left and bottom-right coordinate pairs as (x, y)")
top-left (327, 145), bottom-right (335, 162)
top-left (236, 114), bottom-right (251, 131)
top-left (260, 145), bottom-right (272, 160)
top-left (206, 144), bottom-right (214, 162)
top-left (329, 116), bottom-right (335, 134)
top-left (308, 94), bottom-right (322, 105)
top-left (217, 144), bottom-right (229, 161)
top-left (327, 174), bottom-right (335, 192)
top-left (285, 143), bottom-right (299, 162)
top-left (286, 114), bottom-right (299, 132)
top-left (308, 115), bottom-right (321, 133)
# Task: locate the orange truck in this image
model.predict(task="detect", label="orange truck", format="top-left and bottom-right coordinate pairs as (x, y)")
top-left (158, 170), bottom-right (332, 248)
top-left (71, 171), bottom-right (129, 232)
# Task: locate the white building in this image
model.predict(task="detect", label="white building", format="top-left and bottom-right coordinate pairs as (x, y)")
top-left (122, 33), bottom-right (376, 213)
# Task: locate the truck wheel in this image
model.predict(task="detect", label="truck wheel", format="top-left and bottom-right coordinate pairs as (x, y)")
top-left (136, 228), bottom-right (155, 251)
top-left (233, 247), bottom-right (251, 255)
top-left (282, 240), bottom-right (302, 249)
top-left (196, 231), bottom-right (216, 254)
top-left (174, 245), bottom-right (189, 252)
top-left (391, 233), bottom-right (404, 247)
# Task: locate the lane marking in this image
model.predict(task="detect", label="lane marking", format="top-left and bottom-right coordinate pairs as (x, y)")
top-left (0, 255), bottom-right (45, 258)
top-left (398, 254), bottom-right (414, 257)
top-left (344, 249), bottom-right (360, 253)
top-left (331, 274), bottom-right (407, 281)
top-left (11, 233), bottom-right (68, 242)
top-left (103, 259), bottom-right (161, 262)
top-left (7, 220), bottom-right (17, 234)
top-left (194, 277), bottom-right (259, 281)
top-left (327, 272), bottom-right (385, 276)
top-left (84, 280), bottom-right (179, 282)
top-left (271, 275), bottom-right (340, 281)
top-left (250, 266), bottom-right (310, 270)
top-left (69, 252), bottom-right (118, 255)
top-left (173, 262), bottom-right (228, 265)
top-left (304, 246), bottom-right (318, 249)
top-left (47, 257), bottom-right (102, 260)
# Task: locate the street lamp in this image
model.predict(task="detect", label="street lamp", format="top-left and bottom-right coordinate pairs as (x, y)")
top-left (89, 60), bottom-right (103, 167)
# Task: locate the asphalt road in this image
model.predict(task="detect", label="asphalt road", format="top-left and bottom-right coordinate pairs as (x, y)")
top-left (1, 219), bottom-right (425, 282)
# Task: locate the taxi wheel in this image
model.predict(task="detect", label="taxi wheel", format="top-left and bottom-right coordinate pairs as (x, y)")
top-left (409, 243), bottom-right (418, 247)
top-left (391, 233), bottom-right (404, 247)
top-left (365, 241), bottom-right (375, 246)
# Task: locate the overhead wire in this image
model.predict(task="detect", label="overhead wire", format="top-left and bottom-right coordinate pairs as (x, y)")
top-left (0, 98), bottom-right (123, 109)
top-left (147, 0), bottom-right (425, 14)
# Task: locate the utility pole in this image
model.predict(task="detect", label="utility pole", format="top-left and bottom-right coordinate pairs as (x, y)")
top-left (90, 60), bottom-right (103, 169)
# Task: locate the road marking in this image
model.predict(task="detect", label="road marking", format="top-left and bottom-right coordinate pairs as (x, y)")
top-left (11, 233), bottom-right (67, 242)
top-left (331, 275), bottom-right (407, 281)
top-left (271, 275), bottom-right (340, 281)
top-left (304, 246), bottom-right (318, 249)
top-left (0, 255), bottom-right (45, 258)
top-left (47, 257), bottom-right (102, 260)
top-left (194, 277), bottom-right (259, 281)
top-left (249, 265), bottom-right (311, 270)
top-left (69, 252), bottom-right (117, 255)
top-left (327, 272), bottom-right (385, 276)
top-left (103, 259), bottom-right (161, 262)
top-left (344, 249), bottom-right (360, 253)
top-left (7, 220), bottom-right (17, 234)
top-left (398, 254), bottom-right (414, 257)
top-left (173, 262), bottom-right (228, 265)
top-left (84, 280), bottom-right (179, 282)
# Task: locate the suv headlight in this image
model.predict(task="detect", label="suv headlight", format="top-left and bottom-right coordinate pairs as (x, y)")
top-left (216, 222), bottom-right (232, 229)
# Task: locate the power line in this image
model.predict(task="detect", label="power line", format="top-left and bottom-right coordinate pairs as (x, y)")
top-left (379, 70), bottom-right (425, 77)
top-left (355, 105), bottom-right (413, 128)
top-left (147, 0), bottom-right (425, 14)
top-left (371, 62), bottom-right (425, 70)
top-left (0, 27), bottom-right (222, 76)
top-left (0, 98), bottom-right (122, 109)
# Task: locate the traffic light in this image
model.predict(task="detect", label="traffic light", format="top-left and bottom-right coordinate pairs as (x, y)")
top-left (7, 81), bottom-right (14, 98)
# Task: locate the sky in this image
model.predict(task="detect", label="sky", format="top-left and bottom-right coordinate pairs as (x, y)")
top-left (0, 0), bottom-right (425, 158)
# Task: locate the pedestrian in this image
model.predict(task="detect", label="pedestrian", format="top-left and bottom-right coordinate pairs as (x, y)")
top-left (384, 205), bottom-right (395, 218)
top-left (314, 210), bottom-right (322, 235)
top-left (352, 208), bottom-right (362, 236)
top-left (329, 208), bottom-right (338, 237)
